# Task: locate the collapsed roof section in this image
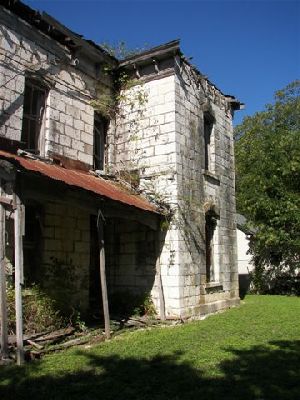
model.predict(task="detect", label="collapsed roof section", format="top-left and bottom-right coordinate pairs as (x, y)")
top-left (120, 39), bottom-right (244, 111)
top-left (0, 0), bottom-right (117, 66)
top-left (0, 0), bottom-right (243, 110)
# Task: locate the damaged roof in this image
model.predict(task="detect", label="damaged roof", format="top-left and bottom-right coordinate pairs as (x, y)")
top-left (0, 0), bottom-right (117, 65)
top-left (1, 0), bottom-right (243, 108)
top-left (0, 150), bottom-right (159, 214)
top-left (120, 39), bottom-right (243, 110)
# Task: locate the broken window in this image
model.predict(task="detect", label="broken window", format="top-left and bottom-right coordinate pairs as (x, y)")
top-left (205, 213), bottom-right (218, 282)
top-left (203, 112), bottom-right (214, 172)
top-left (21, 78), bottom-right (48, 154)
top-left (93, 113), bottom-right (108, 171)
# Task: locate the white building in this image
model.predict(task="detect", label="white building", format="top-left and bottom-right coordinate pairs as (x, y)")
top-left (0, 0), bottom-right (243, 335)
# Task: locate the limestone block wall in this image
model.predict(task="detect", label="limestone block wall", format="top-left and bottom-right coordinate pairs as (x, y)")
top-left (113, 59), bottom-right (239, 317)
top-left (109, 74), bottom-right (186, 317)
top-left (0, 7), bottom-right (113, 166)
top-left (174, 60), bottom-right (239, 316)
top-left (41, 201), bottom-right (91, 313)
top-left (173, 64), bottom-right (206, 317)
top-left (105, 219), bottom-right (156, 297)
top-left (111, 75), bottom-right (177, 202)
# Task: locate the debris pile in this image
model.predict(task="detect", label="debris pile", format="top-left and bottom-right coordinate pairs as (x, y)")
top-left (5, 326), bottom-right (105, 361)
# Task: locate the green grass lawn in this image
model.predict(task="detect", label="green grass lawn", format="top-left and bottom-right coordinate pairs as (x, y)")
top-left (1, 295), bottom-right (299, 400)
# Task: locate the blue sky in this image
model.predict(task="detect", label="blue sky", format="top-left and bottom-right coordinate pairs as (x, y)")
top-left (24, 0), bottom-right (299, 125)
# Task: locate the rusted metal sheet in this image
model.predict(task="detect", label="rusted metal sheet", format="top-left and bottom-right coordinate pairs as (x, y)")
top-left (0, 150), bottom-right (159, 214)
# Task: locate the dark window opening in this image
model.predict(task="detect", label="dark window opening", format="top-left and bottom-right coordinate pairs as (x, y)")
top-left (21, 78), bottom-right (48, 154)
top-left (204, 113), bottom-right (214, 171)
top-left (94, 113), bottom-right (108, 170)
top-left (205, 213), bottom-right (217, 282)
top-left (23, 204), bottom-right (43, 285)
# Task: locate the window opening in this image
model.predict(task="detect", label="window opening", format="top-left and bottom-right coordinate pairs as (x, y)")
top-left (204, 114), bottom-right (214, 171)
top-left (93, 113), bottom-right (108, 171)
top-left (205, 213), bottom-right (217, 282)
top-left (23, 205), bottom-right (43, 285)
top-left (21, 78), bottom-right (48, 154)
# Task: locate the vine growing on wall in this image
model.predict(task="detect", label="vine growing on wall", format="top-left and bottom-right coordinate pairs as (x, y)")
top-left (91, 41), bottom-right (149, 119)
top-left (90, 45), bottom-right (152, 194)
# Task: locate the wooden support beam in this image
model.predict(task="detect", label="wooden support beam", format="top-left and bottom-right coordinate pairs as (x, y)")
top-left (97, 210), bottom-right (110, 339)
top-left (156, 230), bottom-right (166, 321)
top-left (14, 193), bottom-right (25, 365)
top-left (0, 182), bottom-right (9, 359)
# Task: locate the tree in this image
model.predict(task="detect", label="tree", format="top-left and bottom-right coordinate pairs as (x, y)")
top-left (234, 80), bottom-right (300, 294)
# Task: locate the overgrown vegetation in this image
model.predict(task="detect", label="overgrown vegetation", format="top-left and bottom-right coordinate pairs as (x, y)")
top-left (100, 41), bottom-right (150, 60)
top-left (235, 80), bottom-right (300, 294)
top-left (6, 284), bottom-right (64, 335)
top-left (1, 296), bottom-right (299, 399)
top-left (109, 291), bottom-right (156, 318)
top-left (91, 41), bottom-right (149, 120)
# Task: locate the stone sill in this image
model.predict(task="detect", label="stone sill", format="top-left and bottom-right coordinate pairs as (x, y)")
top-left (203, 170), bottom-right (221, 185)
top-left (205, 282), bottom-right (224, 293)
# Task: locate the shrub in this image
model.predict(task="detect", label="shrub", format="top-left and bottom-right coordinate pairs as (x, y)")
top-left (250, 266), bottom-right (300, 296)
top-left (6, 284), bottom-right (64, 335)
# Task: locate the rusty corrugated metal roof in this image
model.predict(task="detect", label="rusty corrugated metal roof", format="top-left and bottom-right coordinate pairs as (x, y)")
top-left (0, 150), bottom-right (159, 214)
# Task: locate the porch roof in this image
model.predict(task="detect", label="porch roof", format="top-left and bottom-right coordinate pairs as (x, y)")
top-left (0, 150), bottom-right (159, 214)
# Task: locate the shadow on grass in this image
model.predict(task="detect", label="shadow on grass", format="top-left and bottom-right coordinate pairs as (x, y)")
top-left (1, 340), bottom-right (299, 400)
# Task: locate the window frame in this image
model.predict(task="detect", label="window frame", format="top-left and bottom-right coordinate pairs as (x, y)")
top-left (93, 112), bottom-right (108, 171)
top-left (203, 111), bottom-right (215, 173)
top-left (21, 77), bottom-right (48, 155)
top-left (205, 212), bottom-right (219, 283)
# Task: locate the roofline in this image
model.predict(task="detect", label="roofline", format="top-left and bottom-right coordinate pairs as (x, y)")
top-left (0, 0), bottom-right (117, 65)
top-left (236, 213), bottom-right (256, 235)
top-left (120, 39), bottom-right (243, 110)
top-left (0, 150), bottom-right (161, 215)
top-left (1, 1), bottom-right (243, 108)
top-left (119, 39), bottom-right (181, 67)
top-left (180, 56), bottom-right (244, 110)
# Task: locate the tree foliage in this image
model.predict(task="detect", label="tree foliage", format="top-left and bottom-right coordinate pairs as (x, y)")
top-left (234, 80), bottom-right (300, 294)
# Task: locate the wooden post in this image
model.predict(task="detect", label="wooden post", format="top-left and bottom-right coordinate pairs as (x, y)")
top-left (14, 193), bottom-right (24, 365)
top-left (0, 181), bottom-right (9, 359)
top-left (97, 210), bottom-right (110, 339)
top-left (156, 230), bottom-right (166, 321)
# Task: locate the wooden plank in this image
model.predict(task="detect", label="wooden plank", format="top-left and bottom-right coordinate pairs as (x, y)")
top-left (14, 193), bottom-right (24, 365)
top-left (0, 182), bottom-right (9, 358)
top-left (156, 230), bottom-right (166, 320)
top-left (97, 210), bottom-right (110, 339)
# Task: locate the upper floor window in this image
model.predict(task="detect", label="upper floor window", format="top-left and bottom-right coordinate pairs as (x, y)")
top-left (204, 112), bottom-right (214, 172)
top-left (21, 77), bottom-right (48, 154)
top-left (93, 113), bottom-right (108, 171)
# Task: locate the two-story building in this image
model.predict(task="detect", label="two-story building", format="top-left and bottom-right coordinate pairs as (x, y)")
top-left (0, 0), bottom-right (242, 347)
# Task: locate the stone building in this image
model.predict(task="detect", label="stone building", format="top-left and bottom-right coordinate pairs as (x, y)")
top-left (0, 0), bottom-right (242, 338)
